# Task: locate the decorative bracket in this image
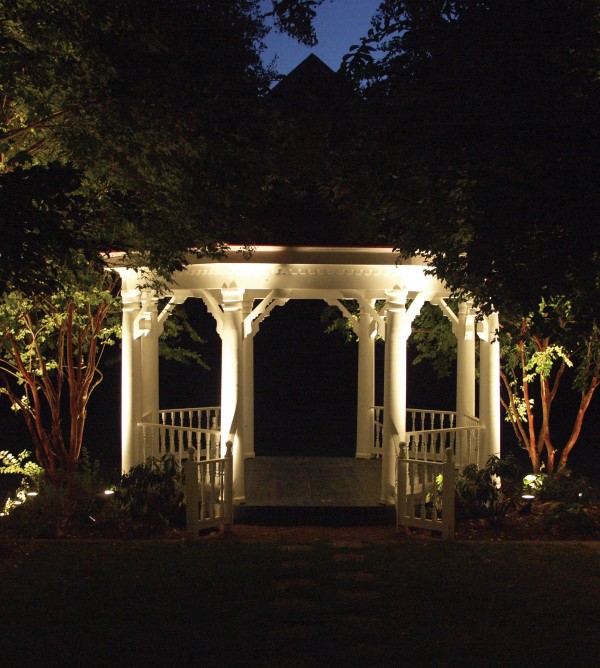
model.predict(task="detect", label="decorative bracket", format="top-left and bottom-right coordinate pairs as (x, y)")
top-left (243, 291), bottom-right (289, 339)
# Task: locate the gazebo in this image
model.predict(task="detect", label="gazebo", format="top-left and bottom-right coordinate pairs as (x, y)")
top-left (113, 245), bottom-right (500, 506)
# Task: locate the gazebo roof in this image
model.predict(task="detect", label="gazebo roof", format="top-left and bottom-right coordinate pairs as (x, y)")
top-left (113, 245), bottom-right (450, 298)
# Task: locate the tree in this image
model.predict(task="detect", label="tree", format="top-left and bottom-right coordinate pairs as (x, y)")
top-left (0, 269), bottom-right (120, 481)
top-left (0, 0), bottom-right (276, 289)
top-left (0, 0), bottom-right (281, 475)
top-left (500, 300), bottom-right (600, 474)
top-left (0, 164), bottom-right (102, 294)
top-left (340, 0), bottom-right (600, 472)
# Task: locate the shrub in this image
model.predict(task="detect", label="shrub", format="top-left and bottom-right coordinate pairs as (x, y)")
top-left (0, 449), bottom-right (45, 514)
top-left (115, 455), bottom-right (185, 531)
top-left (0, 449), bottom-right (107, 537)
top-left (455, 455), bottom-right (521, 523)
top-left (529, 470), bottom-right (596, 505)
top-left (541, 502), bottom-right (597, 537)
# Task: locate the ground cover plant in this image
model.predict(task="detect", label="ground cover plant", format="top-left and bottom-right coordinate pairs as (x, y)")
top-left (0, 453), bottom-right (186, 538)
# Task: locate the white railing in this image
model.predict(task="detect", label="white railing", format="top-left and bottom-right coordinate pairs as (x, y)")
top-left (159, 406), bottom-right (221, 433)
top-left (138, 406), bottom-right (221, 465)
top-left (397, 444), bottom-right (456, 540)
top-left (406, 425), bottom-right (482, 470)
top-left (371, 407), bottom-right (458, 457)
top-left (184, 443), bottom-right (233, 539)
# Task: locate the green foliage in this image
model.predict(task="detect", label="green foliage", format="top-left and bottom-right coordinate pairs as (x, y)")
top-left (527, 470), bottom-right (596, 506)
top-left (343, 0), bottom-right (600, 316)
top-left (541, 503), bottom-right (597, 537)
top-left (410, 302), bottom-right (457, 379)
top-left (268, 0), bottom-right (327, 47)
top-left (455, 455), bottom-right (521, 523)
top-left (0, 448), bottom-right (107, 537)
top-left (0, 449), bottom-right (44, 514)
top-left (338, 1), bottom-right (600, 472)
top-left (116, 455), bottom-right (185, 530)
top-left (0, 164), bottom-right (102, 294)
top-left (500, 297), bottom-right (600, 473)
top-left (0, 269), bottom-right (120, 476)
top-left (159, 304), bottom-right (209, 369)
top-left (0, 451), bottom-right (188, 537)
top-left (320, 302), bottom-right (359, 343)
top-left (0, 0), bottom-right (277, 287)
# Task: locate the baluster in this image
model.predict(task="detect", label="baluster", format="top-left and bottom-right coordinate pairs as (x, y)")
top-left (218, 462), bottom-right (225, 517)
top-left (407, 460), bottom-right (415, 518)
top-left (197, 462), bottom-right (204, 521)
top-left (210, 416), bottom-right (217, 459)
top-left (418, 462), bottom-right (427, 519)
top-left (431, 466), bottom-right (439, 522)
top-left (451, 430), bottom-right (457, 462)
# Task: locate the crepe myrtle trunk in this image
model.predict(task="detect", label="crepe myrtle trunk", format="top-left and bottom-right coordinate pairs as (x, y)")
top-left (501, 326), bottom-right (600, 475)
top-left (0, 279), bottom-right (119, 480)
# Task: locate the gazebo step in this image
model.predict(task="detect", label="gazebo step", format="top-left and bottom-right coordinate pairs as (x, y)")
top-left (234, 504), bottom-right (395, 527)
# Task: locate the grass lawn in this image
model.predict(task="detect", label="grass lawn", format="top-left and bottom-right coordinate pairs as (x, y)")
top-left (0, 536), bottom-right (599, 667)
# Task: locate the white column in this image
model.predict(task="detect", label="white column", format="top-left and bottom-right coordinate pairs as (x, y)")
top-left (121, 289), bottom-right (143, 472)
top-left (381, 289), bottom-right (409, 503)
top-left (140, 295), bottom-right (160, 424)
top-left (478, 312), bottom-right (501, 466)
top-left (455, 301), bottom-right (476, 427)
top-left (220, 287), bottom-right (245, 502)
top-left (242, 299), bottom-right (255, 458)
top-left (355, 310), bottom-right (375, 459)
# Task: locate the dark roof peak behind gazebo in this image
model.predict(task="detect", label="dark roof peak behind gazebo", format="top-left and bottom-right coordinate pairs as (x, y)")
top-left (258, 54), bottom-right (365, 246)
top-left (268, 53), bottom-right (348, 114)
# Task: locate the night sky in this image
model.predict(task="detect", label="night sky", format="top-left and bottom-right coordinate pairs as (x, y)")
top-left (261, 0), bottom-right (381, 74)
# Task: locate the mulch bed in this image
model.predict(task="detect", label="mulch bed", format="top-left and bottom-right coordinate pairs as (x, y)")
top-left (157, 501), bottom-right (600, 544)
top-left (3, 502), bottom-right (599, 544)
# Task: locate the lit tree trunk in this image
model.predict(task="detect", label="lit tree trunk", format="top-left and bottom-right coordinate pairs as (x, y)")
top-left (558, 347), bottom-right (599, 471)
top-left (0, 277), bottom-right (119, 480)
top-left (501, 318), bottom-right (598, 475)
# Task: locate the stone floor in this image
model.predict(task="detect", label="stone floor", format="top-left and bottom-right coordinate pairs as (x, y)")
top-left (243, 456), bottom-right (383, 507)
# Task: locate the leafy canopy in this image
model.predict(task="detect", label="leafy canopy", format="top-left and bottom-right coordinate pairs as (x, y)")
top-left (0, 0), bottom-right (277, 290)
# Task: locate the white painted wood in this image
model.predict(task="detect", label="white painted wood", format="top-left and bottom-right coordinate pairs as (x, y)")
top-left (121, 289), bottom-right (143, 472)
top-left (456, 301), bottom-right (476, 428)
top-left (112, 246), bottom-right (501, 506)
top-left (242, 297), bottom-right (255, 458)
top-left (397, 444), bottom-right (456, 540)
top-left (220, 288), bottom-right (245, 502)
top-left (381, 288), bottom-right (409, 503)
top-left (356, 311), bottom-right (375, 459)
top-left (478, 312), bottom-right (501, 466)
top-left (185, 443), bottom-right (233, 540)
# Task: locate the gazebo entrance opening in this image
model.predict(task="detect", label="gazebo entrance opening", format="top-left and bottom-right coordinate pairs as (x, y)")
top-left (254, 299), bottom-right (358, 458)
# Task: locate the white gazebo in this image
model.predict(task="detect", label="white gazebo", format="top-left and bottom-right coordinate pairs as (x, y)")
top-left (113, 246), bottom-right (500, 505)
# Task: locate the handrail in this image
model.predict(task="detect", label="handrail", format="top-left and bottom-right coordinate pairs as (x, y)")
top-left (371, 406), bottom-right (457, 415)
top-left (158, 405), bottom-right (220, 414)
top-left (137, 422), bottom-right (218, 434)
top-left (407, 425), bottom-right (482, 437)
